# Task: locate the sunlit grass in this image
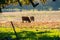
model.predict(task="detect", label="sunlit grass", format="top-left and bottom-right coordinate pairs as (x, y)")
top-left (0, 27), bottom-right (60, 35)
top-left (0, 27), bottom-right (60, 40)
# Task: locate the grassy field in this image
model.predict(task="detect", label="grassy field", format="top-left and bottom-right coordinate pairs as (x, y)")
top-left (0, 21), bottom-right (60, 40)
top-left (0, 11), bottom-right (60, 40)
top-left (0, 27), bottom-right (60, 40)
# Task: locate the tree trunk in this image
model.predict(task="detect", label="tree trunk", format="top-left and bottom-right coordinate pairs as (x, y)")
top-left (0, 8), bottom-right (2, 13)
top-left (17, 0), bottom-right (22, 7)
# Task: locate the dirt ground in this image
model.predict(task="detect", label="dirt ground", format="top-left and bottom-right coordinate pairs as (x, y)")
top-left (0, 21), bottom-right (60, 29)
top-left (0, 11), bottom-right (60, 29)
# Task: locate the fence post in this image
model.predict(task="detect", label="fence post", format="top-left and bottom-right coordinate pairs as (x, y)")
top-left (10, 21), bottom-right (19, 40)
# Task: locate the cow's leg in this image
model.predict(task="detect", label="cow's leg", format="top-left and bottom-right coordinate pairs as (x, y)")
top-left (28, 19), bottom-right (31, 23)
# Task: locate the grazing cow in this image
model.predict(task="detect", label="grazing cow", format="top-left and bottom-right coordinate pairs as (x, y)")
top-left (22, 16), bottom-right (31, 23)
top-left (30, 16), bottom-right (34, 21)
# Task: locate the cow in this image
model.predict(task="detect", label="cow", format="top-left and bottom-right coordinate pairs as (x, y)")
top-left (30, 16), bottom-right (34, 21)
top-left (22, 16), bottom-right (34, 23)
top-left (22, 16), bottom-right (31, 23)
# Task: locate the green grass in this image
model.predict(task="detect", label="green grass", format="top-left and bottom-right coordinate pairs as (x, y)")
top-left (0, 27), bottom-right (60, 40)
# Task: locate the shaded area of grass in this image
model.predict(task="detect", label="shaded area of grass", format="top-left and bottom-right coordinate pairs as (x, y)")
top-left (0, 30), bottom-right (60, 40)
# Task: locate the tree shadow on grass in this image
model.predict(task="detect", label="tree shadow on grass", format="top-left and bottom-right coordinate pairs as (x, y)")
top-left (0, 31), bottom-right (60, 40)
top-left (17, 31), bottom-right (37, 40)
top-left (38, 35), bottom-right (60, 40)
